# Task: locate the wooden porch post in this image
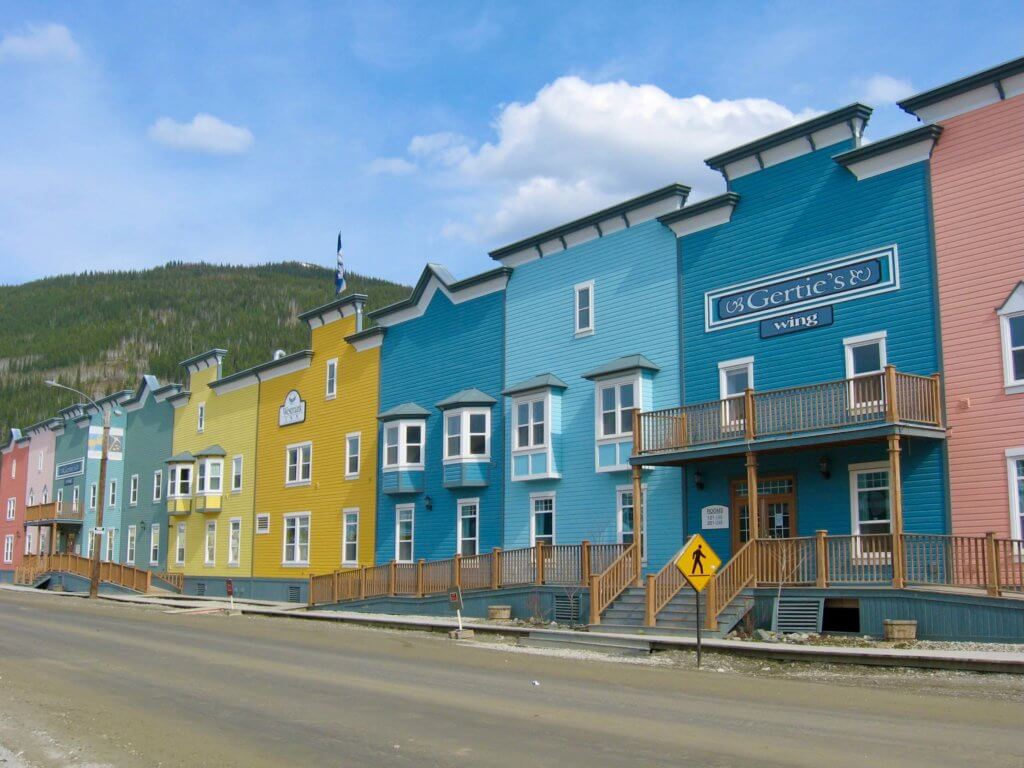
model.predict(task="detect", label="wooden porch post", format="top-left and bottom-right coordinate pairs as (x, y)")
top-left (491, 548), bottom-right (501, 590)
top-left (884, 365), bottom-right (899, 423)
top-left (389, 560), bottom-right (397, 596)
top-left (815, 530), bottom-right (828, 588)
top-left (745, 451), bottom-right (759, 542)
top-left (985, 532), bottom-right (1001, 597)
top-left (535, 541), bottom-right (545, 585)
top-left (644, 574), bottom-right (656, 627)
top-left (887, 434), bottom-right (905, 589)
top-left (416, 559), bottom-right (425, 597)
top-left (580, 540), bottom-right (591, 587)
top-left (632, 466), bottom-right (644, 586)
top-left (454, 553), bottom-right (462, 590)
top-left (50, 523), bottom-right (57, 555)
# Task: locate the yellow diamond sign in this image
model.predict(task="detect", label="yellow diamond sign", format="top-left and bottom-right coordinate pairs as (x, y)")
top-left (675, 534), bottom-right (721, 593)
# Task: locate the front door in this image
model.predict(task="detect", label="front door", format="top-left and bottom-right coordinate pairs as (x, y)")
top-left (729, 475), bottom-right (797, 552)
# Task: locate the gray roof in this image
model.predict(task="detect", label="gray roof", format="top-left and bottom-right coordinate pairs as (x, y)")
top-left (502, 373), bottom-right (569, 396)
top-left (194, 444), bottom-right (227, 457)
top-left (899, 55), bottom-right (1024, 116)
top-left (833, 125), bottom-right (943, 167)
top-left (166, 451), bottom-right (195, 463)
top-left (581, 354), bottom-right (660, 381)
top-left (378, 402), bottom-right (431, 421)
top-left (435, 388), bottom-right (497, 410)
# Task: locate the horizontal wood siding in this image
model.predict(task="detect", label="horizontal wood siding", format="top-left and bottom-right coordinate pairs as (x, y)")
top-left (0, 442), bottom-right (29, 571)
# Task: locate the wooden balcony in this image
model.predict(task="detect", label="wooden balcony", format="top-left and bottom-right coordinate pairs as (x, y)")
top-left (636, 367), bottom-right (943, 458)
top-left (24, 501), bottom-right (84, 524)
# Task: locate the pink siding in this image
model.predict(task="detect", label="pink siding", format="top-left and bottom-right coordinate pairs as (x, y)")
top-left (931, 95), bottom-right (1024, 536)
top-left (25, 430), bottom-right (56, 556)
top-left (0, 441), bottom-right (30, 571)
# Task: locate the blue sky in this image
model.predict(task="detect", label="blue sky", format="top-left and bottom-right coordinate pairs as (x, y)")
top-left (0, 1), bottom-right (1020, 286)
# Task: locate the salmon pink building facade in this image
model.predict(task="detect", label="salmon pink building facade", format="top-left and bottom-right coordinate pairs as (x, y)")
top-left (0, 430), bottom-right (28, 580)
top-left (900, 57), bottom-right (1024, 538)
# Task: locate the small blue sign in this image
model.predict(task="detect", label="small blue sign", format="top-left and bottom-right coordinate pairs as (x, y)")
top-left (56, 458), bottom-right (84, 479)
top-left (760, 306), bottom-right (834, 338)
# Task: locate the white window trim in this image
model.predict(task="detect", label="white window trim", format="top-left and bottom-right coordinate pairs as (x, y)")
top-left (228, 517), bottom-right (242, 567)
top-left (129, 474), bottom-right (139, 506)
top-left (382, 420), bottom-right (426, 471)
top-left (204, 520), bottom-right (217, 567)
top-left (5, 498), bottom-right (14, 521)
top-left (616, 484), bottom-right (648, 563)
top-left (345, 432), bottom-right (361, 479)
top-left (231, 455), bottom-right (243, 493)
top-left (175, 523), bottom-right (186, 565)
top-left (848, 460), bottom-right (893, 559)
top-left (1000, 312), bottom-right (1024, 393)
top-left (89, 483), bottom-right (98, 511)
top-left (574, 280), bottom-right (595, 337)
top-left (104, 528), bottom-right (116, 563)
top-left (72, 486), bottom-right (80, 512)
top-left (3, 535), bottom-right (13, 564)
top-left (109, 479), bottom-right (118, 508)
top-left (718, 356), bottom-right (754, 399)
top-left (342, 507), bottom-right (359, 567)
top-left (153, 470), bottom-right (163, 502)
top-left (197, 458), bottom-right (224, 495)
top-left (443, 408), bottom-right (491, 463)
top-left (843, 331), bottom-right (888, 378)
top-left (395, 504), bottom-right (415, 563)
top-left (282, 512), bottom-right (311, 567)
top-left (150, 523), bottom-right (160, 566)
top-left (197, 403), bottom-right (205, 433)
top-left (285, 442), bottom-right (313, 487)
top-left (255, 513), bottom-right (270, 534)
top-left (530, 492), bottom-right (556, 546)
top-left (594, 373), bottom-right (641, 473)
top-left (168, 464), bottom-right (193, 498)
top-left (510, 390), bottom-right (559, 481)
top-left (1005, 447), bottom-right (1024, 540)
top-left (126, 525), bottom-right (137, 565)
top-left (325, 358), bottom-right (338, 399)
top-left (457, 498), bottom-right (480, 557)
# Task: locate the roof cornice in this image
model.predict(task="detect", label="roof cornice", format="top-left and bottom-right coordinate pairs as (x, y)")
top-left (298, 293), bottom-right (368, 330)
top-left (899, 56), bottom-right (1024, 121)
top-left (658, 192), bottom-right (740, 238)
top-left (367, 265), bottom-right (511, 327)
top-left (833, 125), bottom-right (943, 180)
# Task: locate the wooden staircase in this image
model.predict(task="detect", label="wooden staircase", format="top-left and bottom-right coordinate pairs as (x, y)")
top-left (592, 586), bottom-right (755, 636)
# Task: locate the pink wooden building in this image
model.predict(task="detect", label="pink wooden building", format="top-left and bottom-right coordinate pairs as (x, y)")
top-left (900, 57), bottom-right (1024, 538)
top-left (0, 430), bottom-right (29, 579)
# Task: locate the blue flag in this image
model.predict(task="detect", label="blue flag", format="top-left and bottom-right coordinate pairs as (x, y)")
top-left (335, 233), bottom-right (346, 295)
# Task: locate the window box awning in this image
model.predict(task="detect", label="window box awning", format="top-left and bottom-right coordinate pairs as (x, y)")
top-left (502, 373), bottom-right (568, 396)
top-left (435, 388), bottom-right (497, 410)
top-left (581, 354), bottom-right (659, 381)
top-left (378, 402), bottom-right (431, 422)
top-left (165, 451), bottom-right (195, 464)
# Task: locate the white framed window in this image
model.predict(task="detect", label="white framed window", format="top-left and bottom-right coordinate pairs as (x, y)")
top-left (514, 395), bottom-right (546, 451)
top-left (849, 461), bottom-right (892, 540)
top-left (57, 488), bottom-right (64, 509)
top-left (283, 513), bottom-right (310, 565)
top-left (197, 403), bottom-right (205, 433)
top-left (24, 528), bottom-right (34, 556)
top-left (1001, 313), bottom-right (1024, 392)
top-left (89, 483), bottom-right (98, 510)
top-left (228, 518), bottom-right (241, 566)
top-left (444, 409), bottom-right (490, 461)
top-left (150, 523), bottom-right (160, 565)
top-left (168, 464), bottom-right (192, 497)
top-left (255, 513), bottom-right (270, 534)
top-left (41, 487), bottom-right (48, 504)
top-left (285, 443), bottom-right (312, 486)
top-left (616, 485), bottom-right (648, 562)
top-left (345, 433), bottom-right (361, 479)
top-left (72, 486), bottom-right (80, 512)
top-left (231, 456), bottom-right (243, 492)
top-left (37, 452), bottom-right (42, 472)
top-left (85, 532), bottom-right (93, 559)
top-left (129, 474), bottom-right (139, 506)
top-left (1006, 448), bottom-right (1024, 540)
top-left (3, 535), bottom-right (13, 564)
top-left (104, 529), bottom-right (116, 562)
top-left (595, 375), bottom-right (639, 472)
top-left (325, 358), bottom-right (338, 399)
top-left (531, 493), bottom-right (555, 546)
top-left (574, 280), bottom-right (594, 336)
top-left (395, 505), bottom-right (414, 562)
top-left (383, 421), bottom-right (424, 470)
top-left (205, 520), bottom-right (217, 566)
top-left (26, 490), bottom-right (34, 507)
top-left (5, 498), bottom-right (14, 521)
top-left (457, 499), bottom-right (479, 556)
top-left (719, 357), bottom-right (753, 426)
top-left (126, 525), bottom-right (137, 565)
top-left (343, 508), bottom-right (359, 566)
top-left (844, 331), bottom-right (887, 408)
top-left (197, 458), bottom-right (223, 494)
top-left (175, 523), bottom-right (186, 565)
top-left (108, 479), bottom-right (117, 508)
top-left (153, 470), bottom-right (163, 502)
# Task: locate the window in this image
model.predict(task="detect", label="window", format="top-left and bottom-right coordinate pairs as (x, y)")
top-left (197, 459), bottom-right (223, 494)
top-left (168, 464), bottom-right (192, 497)
top-left (26, 491), bottom-right (34, 507)
top-left (85, 533), bottom-right (93, 559)
top-left (89, 483), bottom-right (98, 510)
top-left (108, 480), bottom-right (117, 508)
top-left (1007, 450), bottom-right (1024, 539)
top-left (617, 486), bottom-right (648, 562)
top-left (444, 410), bottom-right (490, 461)
top-left (395, 505), bottom-right (414, 562)
top-left (5, 498), bottom-right (13, 521)
top-left (175, 523), bottom-right (186, 565)
top-left (9, 459), bottom-right (15, 479)
top-left (42, 487), bottom-right (48, 504)
top-left (228, 518), bottom-right (241, 566)
top-left (126, 525), bottom-right (137, 565)
top-left (153, 470), bottom-right (163, 502)
top-left (286, 443), bottom-right (312, 486)
top-left (458, 499), bottom-right (479, 556)
top-left (326, 358), bottom-right (338, 398)
top-left (595, 376), bottom-right (638, 471)
top-left (150, 523), bottom-right (160, 565)
top-left (255, 514), bottom-right (270, 534)
top-left (343, 509), bottom-right (359, 566)
top-left (104, 529), bottom-right (116, 562)
top-left (205, 520), bottom-right (217, 566)
top-left (345, 433), bottom-right (361, 479)
top-left (1001, 313), bottom-right (1024, 390)
top-left (129, 475), bottom-right (139, 506)
top-left (844, 332), bottom-right (887, 408)
top-left (383, 422), bottom-right (424, 470)
top-left (24, 528), bottom-right (34, 556)
top-left (231, 456), bottom-right (243, 492)
top-left (574, 280), bottom-right (594, 336)
top-left (3, 535), bottom-right (12, 564)
top-left (72, 486), bottom-right (80, 512)
top-left (719, 357), bottom-right (753, 426)
top-left (197, 403), bottom-right (205, 433)
top-left (283, 513), bottom-right (310, 565)
top-left (37, 453), bottom-right (42, 472)
top-left (514, 397), bottom-right (546, 450)
top-left (850, 462), bottom-right (892, 541)
top-left (531, 494), bottom-right (555, 546)
top-left (56, 488), bottom-right (64, 509)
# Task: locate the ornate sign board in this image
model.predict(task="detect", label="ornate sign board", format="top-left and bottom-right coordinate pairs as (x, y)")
top-left (279, 390), bottom-right (306, 426)
top-left (56, 458), bottom-right (85, 479)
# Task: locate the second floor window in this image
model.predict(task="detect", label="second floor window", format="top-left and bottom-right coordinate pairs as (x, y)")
top-left (597, 379), bottom-right (635, 439)
top-left (232, 456), bottom-right (243, 492)
top-left (514, 397), bottom-right (546, 450)
top-left (153, 470), bottom-right (163, 502)
top-left (5, 498), bottom-right (14, 521)
top-left (197, 403), bottom-right (205, 433)
top-left (286, 443), bottom-right (312, 485)
top-left (345, 433), bottom-right (360, 478)
top-left (444, 409), bottom-right (490, 461)
top-left (197, 459), bottom-right (223, 494)
top-left (129, 475), bottom-right (139, 506)
top-left (168, 465), bottom-right (192, 497)
top-left (109, 480), bottom-right (117, 507)
top-left (383, 421), bottom-right (424, 470)
top-left (89, 483), bottom-right (98, 510)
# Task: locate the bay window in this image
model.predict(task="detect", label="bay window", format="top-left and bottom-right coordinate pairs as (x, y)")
top-left (197, 459), bottom-right (223, 494)
top-left (594, 375), bottom-right (639, 472)
top-left (444, 409), bottom-right (490, 461)
top-left (383, 421), bottom-right (425, 470)
top-left (168, 464), bottom-right (192, 497)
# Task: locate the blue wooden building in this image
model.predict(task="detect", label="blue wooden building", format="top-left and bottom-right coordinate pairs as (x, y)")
top-left (370, 264), bottom-right (510, 564)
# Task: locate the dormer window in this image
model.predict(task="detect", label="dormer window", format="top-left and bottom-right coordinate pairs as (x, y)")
top-left (383, 421), bottom-right (425, 470)
top-left (444, 409), bottom-right (490, 461)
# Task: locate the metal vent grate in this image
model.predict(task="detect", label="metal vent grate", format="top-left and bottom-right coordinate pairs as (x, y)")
top-left (554, 594), bottom-right (579, 623)
top-left (196, 583), bottom-right (206, 597)
top-left (288, 585), bottom-right (301, 603)
top-left (773, 597), bottom-right (823, 634)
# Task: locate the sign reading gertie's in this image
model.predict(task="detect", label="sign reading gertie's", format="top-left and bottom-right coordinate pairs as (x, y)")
top-left (279, 390), bottom-right (306, 426)
top-left (705, 245), bottom-right (899, 331)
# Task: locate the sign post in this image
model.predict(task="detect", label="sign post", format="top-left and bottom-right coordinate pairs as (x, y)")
top-left (675, 534), bottom-right (722, 669)
top-left (226, 578), bottom-right (235, 612)
top-left (448, 587), bottom-right (472, 639)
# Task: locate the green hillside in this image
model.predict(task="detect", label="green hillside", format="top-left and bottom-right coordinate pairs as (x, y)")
top-left (0, 262), bottom-right (411, 439)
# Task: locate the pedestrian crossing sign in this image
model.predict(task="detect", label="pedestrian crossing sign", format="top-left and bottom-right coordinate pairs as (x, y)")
top-left (675, 534), bottom-right (721, 592)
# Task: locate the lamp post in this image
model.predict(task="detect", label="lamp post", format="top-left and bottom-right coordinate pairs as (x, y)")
top-left (45, 380), bottom-right (120, 599)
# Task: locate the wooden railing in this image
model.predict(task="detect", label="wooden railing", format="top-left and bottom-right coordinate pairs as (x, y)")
top-left (588, 543), bottom-right (640, 625)
top-left (24, 501), bottom-right (84, 523)
top-left (15, 554), bottom-right (153, 593)
top-left (308, 541), bottom-right (627, 607)
top-left (703, 539), bottom-right (758, 630)
top-left (154, 572), bottom-right (185, 592)
top-left (644, 544), bottom-right (689, 626)
top-left (637, 367), bottom-right (943, 455)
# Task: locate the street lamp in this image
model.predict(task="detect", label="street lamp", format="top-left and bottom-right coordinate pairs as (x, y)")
top-left (45, 379), bottom-right (122, 599)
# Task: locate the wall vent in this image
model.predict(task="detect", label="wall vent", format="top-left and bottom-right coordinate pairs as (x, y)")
top-left (196, 582), bottom-right (206, 597)
top-left (772, 597), bottom-right (823, 634)
top-left (288, 585), bottom-right (301, 603)
top-left (554, 594), bottom-right (579, 624)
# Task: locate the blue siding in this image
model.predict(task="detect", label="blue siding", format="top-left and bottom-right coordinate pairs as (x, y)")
top-left (503, 220), bottom-right (684, 569)
top-left (375, 287), bottom-right (506, 564)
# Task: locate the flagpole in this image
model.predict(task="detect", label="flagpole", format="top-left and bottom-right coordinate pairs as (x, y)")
top-left (335, 232), bottom-right (346, 296)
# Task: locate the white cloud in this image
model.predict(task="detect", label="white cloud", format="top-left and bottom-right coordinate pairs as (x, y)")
top-left (395, 76), bottom-right (816, 243)
top-left (858, 74), bottom-right (916, 104)
top-left (365, 156), bottom-right (417, 176)
top-left (0, 23), bottom-right (79, 62)
top-left (148, 113), bottom-right (254, 155)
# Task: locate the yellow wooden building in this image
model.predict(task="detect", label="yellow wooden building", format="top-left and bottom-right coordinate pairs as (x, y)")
top-left (165, 349), bottom-right (260, 598)
top-left (251, 294), bottom-right (381, 600)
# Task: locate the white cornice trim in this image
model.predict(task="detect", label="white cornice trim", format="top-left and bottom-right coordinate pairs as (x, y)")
top-left (841, 138), bottom-right (937, 181)
top-left (373, 272), bottom-right (509, 327)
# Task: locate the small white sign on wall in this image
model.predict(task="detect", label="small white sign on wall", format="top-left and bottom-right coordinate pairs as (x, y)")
top-left (701, 504), bottom-right (729, 530)
top-left (279, 390), bottom-right (306, 426)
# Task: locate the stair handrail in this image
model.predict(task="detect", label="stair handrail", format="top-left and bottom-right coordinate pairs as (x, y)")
top-left (704, 538), bottom-right (759, 631)
top-left (588, 542), bottom-right (639, 626)
top-left (643, 543), bottom-right (691, 626)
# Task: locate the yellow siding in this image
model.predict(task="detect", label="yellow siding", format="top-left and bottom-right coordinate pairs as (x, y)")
top-left (252, 313), bottom-right (379, 578)
top-left (168, 359), bottom-right (259, 578)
